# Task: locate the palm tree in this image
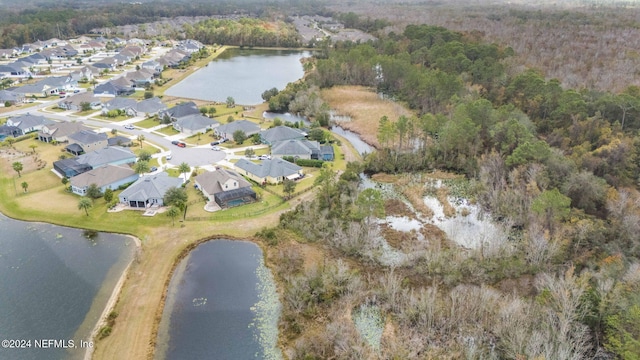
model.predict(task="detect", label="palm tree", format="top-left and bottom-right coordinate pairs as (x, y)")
top-left (29, 144), bottom-right (38, 154)
top-left (137, 134), bottom-right (145, 148)
top-left (78, 197), bottom-right (92, 216)
top-left (178, 162), bottom-right (190, 183)
top-left (134, 160), bottom-right (150, 174)
top-left (20, 182), bottom-right (28, 193)
top-left (12, 162), bottom-right (23, 177)
top-left (166, 206), bottom-right (180, 226)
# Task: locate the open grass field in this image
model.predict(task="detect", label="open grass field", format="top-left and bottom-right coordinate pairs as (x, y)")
top-left (321, 85), bottom-right (414, 148)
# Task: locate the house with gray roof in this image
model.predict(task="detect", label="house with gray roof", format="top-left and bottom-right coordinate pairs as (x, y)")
top-left (260, 126), bottom-right (307, 145)
top-left (10, 76), bottom-right (77, 97)
top-left (214, 120), bottom-right (261, 139)
top-left (76, 146), bottom-right (136, 169)
top-left (0, 125), bottom-right (20, 140)
top-left (141, 60), bottom-right (162, 75)
top-left (66, 130), bottom-right (108, 155)
top-left (125, 68), bottom-right (154, 88)
top-left (102, 97), bottom-right (137, 114)
top-left (58, 92), bottom-right (102, 111)
top-left (118, 172), bottom-right (183, 208)
top-left (271, 139), bottom-right (335, 161)
top-left (0, 90), bottom-right (24, 105)
top-left (107, 136), bottom-right (133, 147)
top-left (195, 168), bottom-right (256, 208)
top-left (128, 97), bottom-right (167, 118)
top-left (94, 77), bottom-right (134, 97)
top-left (71, 164), bottom-right (138, 196)
top-left (38, 121), bottom-right (91, 143)
top-left (0, 64), bottom-right (30, 78)
top-left (6, 114), bottom-right (54, 135)
top-left (159, 101), bottom-right (200, 122)
top-left (173, 114), bottom-right (219, 135)
top-left (235, 158), bottom-right (303, 185)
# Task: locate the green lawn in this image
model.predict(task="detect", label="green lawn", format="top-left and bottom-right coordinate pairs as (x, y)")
top-left (94, 114), bottom-right (131, 122)
top-left (135, 118), bottom-right (161, 129)
top-left (156, 125), bottom-right (180, 136)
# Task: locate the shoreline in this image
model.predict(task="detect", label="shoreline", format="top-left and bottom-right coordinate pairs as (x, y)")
top-left (84, 235), bottom-right (141, 360)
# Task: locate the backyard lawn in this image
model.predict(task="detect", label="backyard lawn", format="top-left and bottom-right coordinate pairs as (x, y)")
top-left (155, 125), bottom-right (180, 136)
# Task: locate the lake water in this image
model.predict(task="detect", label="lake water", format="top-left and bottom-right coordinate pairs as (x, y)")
top-left (331, 126), bottom-right (374, 155)
top-left (165, 48), bottom-right (311, 105)
top-left (155, 240), bottom-right (281, 360)
top-left (0, 213), bottom-right (135, 360)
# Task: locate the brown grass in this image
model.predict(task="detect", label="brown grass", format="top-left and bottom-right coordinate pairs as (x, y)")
top-left (321, 86), bottom-right (414, 148)
top-left (371, 173), bottom-right (399, 183)
top-left (384, 198), bottom-right (414, 218)
top-left (436, 187), bottom-right (456, 218)
top-left (400, 184), bottom-right (433, 218)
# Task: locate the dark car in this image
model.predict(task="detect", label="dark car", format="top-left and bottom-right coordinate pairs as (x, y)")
top-left (171, 140), bottom-right (179, 145)
top-left (211, 140), bottom-right (220, 146)
top-left (150, 166), bottom-right (158, 172)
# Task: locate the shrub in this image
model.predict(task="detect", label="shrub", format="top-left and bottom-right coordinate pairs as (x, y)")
top-left (295, 159), bottom-right (324, 168)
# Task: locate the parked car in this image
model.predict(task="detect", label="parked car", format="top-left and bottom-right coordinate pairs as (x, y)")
top-left (166, 154), bottom-right (172, 160)
top-left (220, 138), bottom-right (229, 143)
top-left (177, 142), bottom-right (186, 148)
top-left (258, 155), bottom-right (271, 160)
top-left (124, 124), bottom-right (135, 130)
top-left (150, 166), bottom-right (158, 172)
top-left (73, 89), bottom-right (80, 93)
top-left (171, 140), bottom-right (179, 145)
top-left (212, 146), bottom-right (221, 151)
top-left (211, 140), bottom-right (220, 146)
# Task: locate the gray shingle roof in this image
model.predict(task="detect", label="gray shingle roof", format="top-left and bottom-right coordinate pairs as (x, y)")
top-left (134, 97), bottom-right (166, 114)
top-left (235, 158), bottom-right (302, 179)
top-left (68, 130), bottom-right (107, 144)
top-left (162, 101), bottom-right (200, 119)
top-left (215, 120), bottom-right (261, 137)
top-left (271, 139), bottom-right (320, 157)
top-left (76, 146), bottom-right (136, 168)
top-left (175, 114), bottom-right (219, 131)
top-left (104, 97), bottom-right (136, 111)
top-left (70, 164), bottom-right (137, 188)
top-left (7, 114), bottom-right (54, 130)
top-left (119, 172), bottom-right (182, 202)
top-left (261, 126), bottom-right (306, 144)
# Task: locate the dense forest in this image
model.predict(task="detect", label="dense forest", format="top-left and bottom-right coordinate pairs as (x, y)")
top-left (259, 21), bottom-right (640, 359)
top-left (184, 18), bottom-right (302, 48)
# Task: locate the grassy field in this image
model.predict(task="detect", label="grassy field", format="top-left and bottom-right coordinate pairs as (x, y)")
top-left (155, 125), bottom-right (180, 136)
top-left (134, 117), bottom-right (161, 129)
top-left (321, 85), bottom-right (414, 148)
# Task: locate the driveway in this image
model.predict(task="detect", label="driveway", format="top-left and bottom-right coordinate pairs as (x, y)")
top-left (164, 145), bottom-right (226, 167)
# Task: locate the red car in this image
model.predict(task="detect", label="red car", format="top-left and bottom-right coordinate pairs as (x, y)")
top-left (177, 142), bottom-right (186, 148)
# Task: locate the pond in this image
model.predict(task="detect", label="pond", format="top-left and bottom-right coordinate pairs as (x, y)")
top-left (0, 213), bottom-right (135, 360)
top-left (154, 239), bottom-right (281, 360)
top-left (330, 126), bottom-right (374, 156)
top-left (165, 48), bottom-right (311, 105)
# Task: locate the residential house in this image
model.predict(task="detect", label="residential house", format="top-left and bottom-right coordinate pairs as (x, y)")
top-left (159, 101), bottom-right (200, 122)
top-left (0, 64), bottom-right (31, 79)
top-left (177, 39), bottom-right (204, 53)
top-left (173, 114), bottom-right (219, 135)
top-left (70, 164), bottom-right (138, 196)
top-left (235, 158), bottom-right (303, 185)
top-left (118, 172), bottom-right (183, 208)
top-left (102, 97), bottom-right (137, 115)
top-left (127, 97), bottom-right (166, 118)
top-left (195, 168), bottom-right (256, 208)
top-left (141, 60), bottom-right (162, 75)
top-left (10, 76), bottom-right (77, 97)
top-left (260, 126), bottom-right (307, 145)
top-left (75, 146), bottom-right (137, 169)
top-left (91, 59), bottom-right (117, 72)
top-left (57, 92), bottom-right (102, 111)
top-left (6, 113), bottom-right (54, 135)
top-left (94, 77), bottom-right (134, 97)
top-left (125, 68), bottom-right (154, 88)
top-left (214, 120), bottom-right (261, 139)
top-left (21, 53), bottom-right (48, 66)
top-left (38, 121), bottom-right (91, 143)
top-left (0, 125), bottom-right (20, 140)
top-left (65, 130), bottom-right (108, 155)
top-left (70, 65), bottom-right (101, 82)
top-left (53, 158), bottom-right (93, 178)
top-left (107, 136), bottom-right (133, 147)
top-left (270, 139), bottom-right (335, 160)
top-left (0, 49), bottom-right (17, 59)
top-left (0, 90), bottom-right (25, 105)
